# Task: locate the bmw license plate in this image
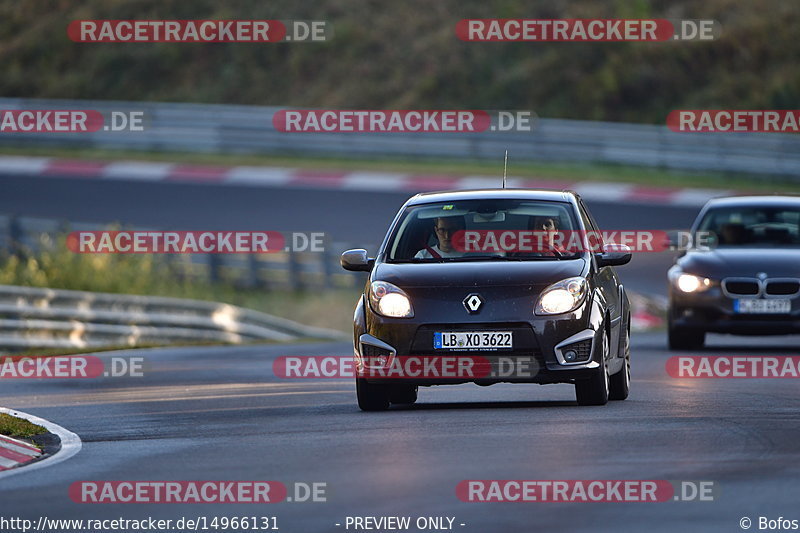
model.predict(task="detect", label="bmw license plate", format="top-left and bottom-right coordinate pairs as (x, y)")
top-left (434, 331), bottom-right (512, 350)
top-left (734, 299), bottom-right (791, 314)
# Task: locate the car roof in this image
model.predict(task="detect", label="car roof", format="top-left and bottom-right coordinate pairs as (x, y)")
top-left (406, 188), bottom-right (578, 206)
top-left (704, 195), bottom-right (800, 209)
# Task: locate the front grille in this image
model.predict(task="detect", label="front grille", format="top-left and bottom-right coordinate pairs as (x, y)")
top-left (560, 339), bottom-right (592, 362)
top-left (723, 279), bottom-right (759, 296)
top-left (361, 343), bottom-right (391, 358)
top-left (766, 280), bottom-right (800, 296)
top-left (723, 277), bottom-right (800, 298)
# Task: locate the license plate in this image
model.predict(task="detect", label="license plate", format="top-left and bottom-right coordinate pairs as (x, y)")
top-left (434, 331), bottom-right (512, 350)
top-left (734, 299), bottom-right (791, 314)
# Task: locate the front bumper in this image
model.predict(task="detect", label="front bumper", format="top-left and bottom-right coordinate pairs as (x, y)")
top-left (355, 304), bottom-right (606, 386)
top-left (669, 286), bottom-right (800, 335)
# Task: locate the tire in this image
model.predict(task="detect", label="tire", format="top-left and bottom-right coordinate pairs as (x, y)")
top-left (575, 329), bottom-right (610, 406)
top-left (667, 320), bottom-right (705, 350)
top-left (608, 322), bottom-right (630, 401)
top-left (356, 378), bottom-right (390, 411)
top-left (389, 385), bottom-right (418, 405)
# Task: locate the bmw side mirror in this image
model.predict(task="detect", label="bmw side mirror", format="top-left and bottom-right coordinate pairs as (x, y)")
top-left (341, 249), bottom-right (375, 272)
top-left (595, 244), bottom-right (632, 268)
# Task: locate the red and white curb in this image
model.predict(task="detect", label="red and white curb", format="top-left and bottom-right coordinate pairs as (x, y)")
top-left (0, 433), bottom-right (41, 471)
top-left (630, 292), bottom-right (667, 331)
top-left (0, 407), bottom-right (81, 480)
top-left (0, 155), bottom-right (732, 206)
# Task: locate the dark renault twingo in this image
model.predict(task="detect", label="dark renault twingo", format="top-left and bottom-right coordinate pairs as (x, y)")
top-left (341, 189), bottom-right (632, 410)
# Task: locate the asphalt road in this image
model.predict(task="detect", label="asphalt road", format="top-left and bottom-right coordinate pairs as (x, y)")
top-left (1, 333), bottom-right (799, 532)
top-left (2, 173), bottom-right (796, 532)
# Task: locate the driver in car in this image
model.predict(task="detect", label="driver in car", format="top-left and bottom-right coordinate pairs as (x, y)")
top-left (531, 215), bottom-right (567, 256)
top-left (414, 216), bottom-right (466, 259)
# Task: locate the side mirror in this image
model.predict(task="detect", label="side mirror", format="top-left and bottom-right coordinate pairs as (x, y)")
top-left (341, 249), bottom-right (375, 272)
top-left (595, 244), bottom-right (632, 268)
top-left (665, 230), bottom-right (682, 250)
top-left (665, 230), bottom-right (715, 255)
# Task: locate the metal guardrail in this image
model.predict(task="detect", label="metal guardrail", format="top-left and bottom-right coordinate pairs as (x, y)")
top-left (1, 98), bottom-right (799, 179)
top-left (0, 284), bottom-right (346, 351)
top-left (0, 214), bottom-right (364, 350)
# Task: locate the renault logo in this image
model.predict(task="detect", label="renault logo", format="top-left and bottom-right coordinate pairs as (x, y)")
top-left (463, 293), bottom-right (483, 313)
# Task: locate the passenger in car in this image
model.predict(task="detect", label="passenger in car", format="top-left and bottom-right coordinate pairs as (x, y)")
top-left (414, 216), bottom-right (466, 259)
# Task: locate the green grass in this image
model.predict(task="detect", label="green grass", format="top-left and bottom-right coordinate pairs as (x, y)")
top-left (2, 145), bottom-right (799, 193)
top-left (0, 413), bottom-right (46, 440)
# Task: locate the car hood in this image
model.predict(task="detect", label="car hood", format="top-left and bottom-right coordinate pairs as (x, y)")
top-left (373, 259), bottom-right (588, 288)
top-left (677, 248), bottom-right (800, 278)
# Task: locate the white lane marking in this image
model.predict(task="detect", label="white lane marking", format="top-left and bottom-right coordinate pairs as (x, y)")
top-left (0, 156), bottom-right (51, 175)
top-left (454, 175), bottom-right (513, 189)
top-left (225, 166), bottom-right (294, 185)
top-left (671, 188), bottom-right (732, 206)
top-left (103, 161), bottom-right (175, 181)
top-left (572, 182), bottom-right (634, 202)
top-left (340, 172), bottom-right (408, 190)
top-left (0, 407), bottom-right (82, 480)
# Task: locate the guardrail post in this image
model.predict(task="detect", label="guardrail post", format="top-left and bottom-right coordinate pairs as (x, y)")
top-left (8, 215), bottom-right (24, 258)
top-left (288, 251), bottom-right (301, 290)
top-left (208, 253), bottom-right (221, 284)
top-left (247, 254), bottom-right (262, 288)
top-left (321, 241), bottom-right (333, 288)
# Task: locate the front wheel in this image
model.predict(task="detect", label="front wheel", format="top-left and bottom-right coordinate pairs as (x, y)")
top-left (389, 385), bottom-right (418, 405)
top-left (667, 320), bottom-right (705, 350)
top-left (356, 378), bottom-right (390, 411)
top-left (575, 329), bottom-right (610, 406)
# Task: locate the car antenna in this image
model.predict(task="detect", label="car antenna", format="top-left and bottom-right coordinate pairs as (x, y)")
top-left (502, 149), bottom-right (508, 189)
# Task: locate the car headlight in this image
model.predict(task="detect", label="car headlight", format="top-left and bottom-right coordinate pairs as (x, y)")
top-left (369, 281), bottom-right (414, 318)
top-left (535, 277), bottom-right (588, 315)
top-left (674, 273), bottom-right (712, 293)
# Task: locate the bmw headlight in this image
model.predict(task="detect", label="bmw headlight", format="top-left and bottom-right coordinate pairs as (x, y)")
top-left (535, 277), bottom-right (588, 315)
top-left (674, 273), bottom-right (711, 293)
top-left (369, 281), bottom-right (414, 318)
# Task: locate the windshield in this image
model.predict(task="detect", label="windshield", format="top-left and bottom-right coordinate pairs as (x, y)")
top-left (385, 199), bottom-right (582, 262)
top-left (698, 205), bottom-right (800, 248)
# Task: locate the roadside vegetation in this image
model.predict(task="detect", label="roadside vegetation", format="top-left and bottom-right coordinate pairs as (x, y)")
top-left (2, 1), bottom-right (798, 124)
top-left (0, 413), bottom-right (46, 440)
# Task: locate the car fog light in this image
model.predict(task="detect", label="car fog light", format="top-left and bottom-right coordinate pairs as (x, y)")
top-left (564, 350), bottom-right (578, 362)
